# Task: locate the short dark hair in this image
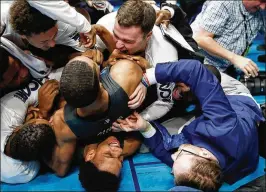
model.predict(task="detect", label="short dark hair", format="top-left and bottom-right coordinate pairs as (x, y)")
top-left (10, 0), bottom-right (57, 36)
top-left (117, 0), bottom-right (156, 35)
top-left (79, 161), bottom-right (120, 192)
top-left (10, 123), bottom-right (56, 161)
top-left (60, 60), bottom-right (100, 108)
top-left (175, 158), bottom-right (223, 192)
top-left (205, 64), bottom-right (221, 83)
top-left (0, 47), bottom-right (10, 81)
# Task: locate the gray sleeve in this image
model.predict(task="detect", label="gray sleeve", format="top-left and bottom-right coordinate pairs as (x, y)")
top-left (221, 72), bottom-right (251, 95)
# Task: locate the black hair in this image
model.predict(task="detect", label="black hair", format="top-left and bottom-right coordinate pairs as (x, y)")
top-left (9, 0), bottom-right (57, 36)
top-left (205, 64), bottom-right (221, 83)
top-left (0, 47), bottom-right (10, 81)
top-left (10, 123), bottom-right (56, 161)
top-left (79, 161), bottom-right (120, 192)
top-left (60, 60), bottom-right (100, 108)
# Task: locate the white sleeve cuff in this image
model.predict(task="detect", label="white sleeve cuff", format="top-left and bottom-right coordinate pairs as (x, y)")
top-left (140, 122), bottom-right (156, 138)
top-left (145, 68), bottom-right (157, 85)
top-left (161, 6), bottom-right (174, 18)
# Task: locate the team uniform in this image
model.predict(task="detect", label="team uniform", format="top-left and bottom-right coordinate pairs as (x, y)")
top-left (0, 1), bottom-right (90, 78)
top-left (1, 68), bottom-right (63, 184)
top-left (64, 66), bottom-right (133, 143)
top-left (95, 12), bottom-right (187, 121)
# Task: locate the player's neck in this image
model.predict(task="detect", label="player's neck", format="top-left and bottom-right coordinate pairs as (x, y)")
top-left (77, 89), bottom-right (109, 117)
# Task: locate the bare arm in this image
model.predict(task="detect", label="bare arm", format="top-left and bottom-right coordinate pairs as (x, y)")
top-left (46, 139), bottom-right (76, 177)
top-left (94, 24), bottom-right (116, 53)
top-left (195, 27), bottom-right (259, 77)
top-left (45, 109), bottom-right (77, 177)
top-left (110, 59), bottom-right (143, 96)
top-left (194, 27), bottom-right (234, 61)
top-left (122, 133), bottom-right (143, 157)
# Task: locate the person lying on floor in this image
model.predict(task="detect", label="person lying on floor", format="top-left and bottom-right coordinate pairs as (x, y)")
top-left (1, 68), bottom-right (63, 184)
top-left (78, 131), bottom-right (142, 192)
top-left (40, 56), bottom-right (143, 177)
top-left (113, 59), bottom-right (265, 191)
top-left (1, 45), bottom-right (145, 180)
top-left (1, 49), bottom-right (100, 183)
top-left (4, 54), bottom-right (143, 179)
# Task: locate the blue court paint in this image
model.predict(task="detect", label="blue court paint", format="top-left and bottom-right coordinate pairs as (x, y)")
top-left (128, 157), bottom-right (141, 191)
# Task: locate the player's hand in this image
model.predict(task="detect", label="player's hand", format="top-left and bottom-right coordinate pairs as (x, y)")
top-left (25, 106), bottom-right (41, 122)
top-left (128, 82), bottom-right (147, 109)
top-left (80, 25), bottom-right (97, 48)
top-left (38, 80), bottom-right (59, 119)
top-left (111, 112), bottom-right (148, 132)
top-left (126, 55), bottom-right (149, 71)
top-left (103, 49), bottom-right (129, 67)
top-left (155, 10), bottom-right (171, 27)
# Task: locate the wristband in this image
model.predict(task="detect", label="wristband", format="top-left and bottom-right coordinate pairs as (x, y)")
top-left (140, 122), bottom-right (156, 138)
top-left (141, 73), bottom-right (150, 87)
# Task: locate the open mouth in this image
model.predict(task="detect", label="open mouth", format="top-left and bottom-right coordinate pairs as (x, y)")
top-left (121, 50), bottom-right (128, 54)
top-left (108, 138), bottom-right (121, 148)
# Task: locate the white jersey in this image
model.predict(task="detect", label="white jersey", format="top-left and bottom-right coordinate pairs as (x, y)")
top-left (1, 1), bottom-right (88, 51)
top-left (0, 68), bottom-right (63, 184)
top-left (28, 1), bottom-right (91, 33)
top-left (0, 1), bottom-right (89, 78)
top-left (96, 12), bottom-right (183, 121)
